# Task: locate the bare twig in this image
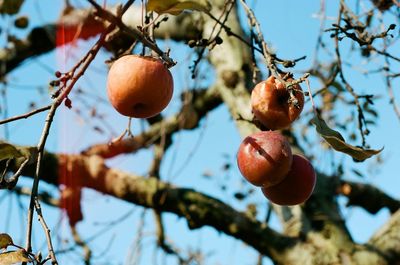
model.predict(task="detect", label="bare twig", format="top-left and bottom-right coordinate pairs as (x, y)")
top-left (0, 157), bottom-right (30, 189)
top-left (0, 105), bottom-right (51, 125)
top-left (205, 10), bottom-right (306, 69)
top-left (238, 0), bottom-right (307, 108)
top-left (190, 0), bottom-right (235, 78)
top-left (370, 46), bottom-right (400, 62)
top-left (153, 211), bottom-right (187, 263)
top-left (334, 4), bottom-right (368, 147)
top-left (312, 0), bottom-right (328, 66)
top-left (87, 0), bottom-right (176, 67)
top-left (82, 87), bottom-right (221, 158)
top-left (34, 197), bottom-right (58, 264)
top-left (383, 37), bottom-right (400, 122)
top-left (71, 226), bottom-right (92, 265)
top-left (12, 186), bottom-right (60, 207)
top-left (238, 0), bottom-right (280, 78)
top-left (127, 209), bottom-right (147, 265)
top-left (24, 1), bottom-right (136, 261)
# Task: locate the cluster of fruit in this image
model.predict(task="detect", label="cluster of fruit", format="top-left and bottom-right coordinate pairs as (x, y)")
top-left (105, 55), bottom-right (315, 205)
top-left (237, 75), bottom-right (316, 206)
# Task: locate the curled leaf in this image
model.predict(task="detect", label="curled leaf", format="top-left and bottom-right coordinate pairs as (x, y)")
top-left (147, 0), bottom-right (211, 15)
top-left (0, 234), bottom-right (13, 250)
top-left (0, 250), bottom-right (31, 264)
top-left (311, 113), bottom-right (383, 161)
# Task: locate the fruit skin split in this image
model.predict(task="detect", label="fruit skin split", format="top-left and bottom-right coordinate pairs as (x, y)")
top-left (236, 130), bottom-right (316, 206)
top-left (251, 75), bottom-right (304, 130)
top-left (107, 55), bottom-right (174, 118)
top-left (237, 131), bottom-right (293, 188)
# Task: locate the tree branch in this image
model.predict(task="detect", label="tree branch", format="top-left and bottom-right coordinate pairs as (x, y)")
top-left (338, 180), bottom-right (400, 214)
top-left (5, 148), bottom-right (398, 264)
top-left (3, 150), bottom-right (297, 260)
top-left (203, 1), bottom-right (354, 251)
top-left (368, 210), bottom-right (400, 263)
top-left (1, 5), bottom-right (200, 76)
top-left (0, 7), bottom-right (103, 76)
top-left (82, 87), bottom-right (221, 158)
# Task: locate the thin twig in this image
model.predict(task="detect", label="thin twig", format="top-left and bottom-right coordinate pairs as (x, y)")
top-left (238, 0), bottom-right (280, 77)
top-left (206, 10), bottom-right (306, 69)
top-left (238, 0), bottom-right (308, 108)
top-left (0, 157), bottom-right (30, 189)
top-left (12, 186), bottom-right (60, 207)
top-left (312, 0), bottom-right (327, 66)
top-left (383, 38), bottom-right (400, 122)
top-left (334, 4), bottom-right (368, 147)
top-left (190, 0), bottom-right (235, 78)
top-left (369, 45), bottom-right (400, 62)
top-left (128, 209), bottom-right (147, 265)
top-left (71, 226), bottom-right (92, 265)
top-left (153, 211), bottom-right (186, 263)
top-left (24, 1), bottom-right (136, 262)
top-left (34, 197), bottom-right (57, 264)
top-left (0, 159), bottom-right (11, 185)
top-left (87, 0), bottom-right (176, 67)
top-left (0, 105), bottom-right (51, 125)
top-left (25, 103), bottom-right (57, 256)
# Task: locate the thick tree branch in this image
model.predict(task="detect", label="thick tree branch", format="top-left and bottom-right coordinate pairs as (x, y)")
top-left (0, 8), bottom-right (103, 76)
top-left (3, 150), bottom-right (297, 260)
top-left (3, 148), bottom-right (397, 264)
top-left (203, 0), bottom-right (354, 252)
top-left (82, 87), bottom-right (221, 158)
top-left (368, 210), bottom-right (400, 263)
top-left (338, 180), bottom-right (400, 214)
top-left (1, 5), bottom-right (200, 76)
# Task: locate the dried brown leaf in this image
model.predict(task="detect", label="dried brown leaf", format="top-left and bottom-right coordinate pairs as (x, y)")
top-left (311, 113), bottom-right (382, 161)
top-left (147, 0), bottom-right (211, 15)
top-left (0, 250), bottom-right (31, 265)
top-left (0, 234), bottom-right (13, 250)
top-left (0, 142), bottom-right (24, 162)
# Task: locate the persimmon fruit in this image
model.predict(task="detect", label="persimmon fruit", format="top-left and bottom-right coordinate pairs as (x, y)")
top-left (237, 131), bottom-right (292, 187)
top-left (251, 75), bottom-right (304, 130)
top-left (107, 55), bottom-right (173, 118)
top-left (261, 154), bottom-right (316, 206)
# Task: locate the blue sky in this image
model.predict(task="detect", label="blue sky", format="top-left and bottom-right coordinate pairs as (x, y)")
top-left (1, 1), bottom-right (399, 265)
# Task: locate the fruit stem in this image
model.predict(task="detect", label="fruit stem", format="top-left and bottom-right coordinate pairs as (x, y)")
top-left (304, 76), bottom-right (318, 114)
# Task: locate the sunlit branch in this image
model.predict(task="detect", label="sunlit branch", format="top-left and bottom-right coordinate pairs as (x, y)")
top-left (82, 87), bottom-right (221, 158)
top-left (338, 180), bottom-right (400, 214)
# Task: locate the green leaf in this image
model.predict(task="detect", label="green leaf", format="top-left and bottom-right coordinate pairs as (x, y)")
top-left (0, 142), bottom-right (24, 162)
top-left (0, 250), bottom-right (31, 264)
top-left (147, 0), bottom-right (211, 15)
top-left (0, 234), bottom-right (13, 249)
top-left (311, 113), bottom-right (383, 162)
top-left (0, 0), bottom-right (24, 15)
